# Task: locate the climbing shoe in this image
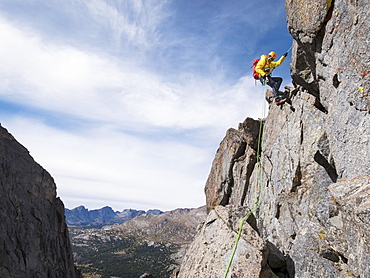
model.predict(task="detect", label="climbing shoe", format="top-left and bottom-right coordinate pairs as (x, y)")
top-left (276, 98), bottom-right (286, 105)
top-left (278, 91), bottom-right (289, 99)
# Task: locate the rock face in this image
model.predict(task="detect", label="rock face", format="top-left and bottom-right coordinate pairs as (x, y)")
top-left (177, 1), bottom-right (369, 277)
top-left (177, 206), bottom-right (288, 278)
top-left (0, 125), bottom-right (77, 278)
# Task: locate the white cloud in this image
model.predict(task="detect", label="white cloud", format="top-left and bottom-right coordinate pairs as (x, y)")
top-left (0, 1), bottom-right (274, 211)
top-left (4, 116), bottom-right (209, 211)
top-left (0, 16), bottom-right (264, 132)
top-left (77, 0), bottom-right (169, 50)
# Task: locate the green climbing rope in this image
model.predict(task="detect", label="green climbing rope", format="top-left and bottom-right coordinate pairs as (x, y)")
top-left (222, 86), bottom-right (266, 278)
top-left (222, 44), bottom-right (293, 277)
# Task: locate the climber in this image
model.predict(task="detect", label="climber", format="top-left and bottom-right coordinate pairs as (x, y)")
top-left (255, 51), bottom-right (288, 105)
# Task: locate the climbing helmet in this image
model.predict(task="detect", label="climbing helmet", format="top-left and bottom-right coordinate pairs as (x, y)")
top-left (268, 51), bottom-right (277, 60)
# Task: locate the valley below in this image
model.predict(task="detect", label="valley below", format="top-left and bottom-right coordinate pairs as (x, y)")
top-left (67, 206), bottom-right (206, 278)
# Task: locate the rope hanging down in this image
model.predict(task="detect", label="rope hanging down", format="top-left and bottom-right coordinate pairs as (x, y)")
top-left (224, 45), bottom-right (293, 278)
top-left (223, 44), bottom-right (292, 277)
top-left (222, 84), bottom-right (266, 278)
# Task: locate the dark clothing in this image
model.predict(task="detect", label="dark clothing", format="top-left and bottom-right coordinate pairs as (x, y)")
top-left (260, 76), bottom-right (283, 102)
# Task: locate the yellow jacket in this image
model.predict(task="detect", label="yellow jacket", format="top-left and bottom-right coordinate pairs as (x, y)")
top-left (255, 54), bottom-right (286, 77)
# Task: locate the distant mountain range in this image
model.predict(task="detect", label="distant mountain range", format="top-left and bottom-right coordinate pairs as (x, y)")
top-left (64, 205), bottom-right (163, 228)
top-left (69, 206), bottom-right (207, 277)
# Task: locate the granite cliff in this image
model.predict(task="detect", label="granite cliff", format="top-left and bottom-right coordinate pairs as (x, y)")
top-left (0, 125), bottom-right (78, 278)
top-left (177, 1), bottom-right (369, 277)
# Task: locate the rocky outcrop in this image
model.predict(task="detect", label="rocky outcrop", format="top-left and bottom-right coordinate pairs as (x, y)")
top-left (0, 125), bottom-right (77, 278)
top-left (204, 117), bottom-right (261, 211)
top-left (177, 1), bottom-right (369, 277)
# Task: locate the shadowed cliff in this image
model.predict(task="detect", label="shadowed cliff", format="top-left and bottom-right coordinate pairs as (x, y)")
top-left (0, 125), bottom-right (78, 278)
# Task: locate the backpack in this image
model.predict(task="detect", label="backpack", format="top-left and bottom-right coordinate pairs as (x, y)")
top-left (251, 59), bottom-right (260, 80)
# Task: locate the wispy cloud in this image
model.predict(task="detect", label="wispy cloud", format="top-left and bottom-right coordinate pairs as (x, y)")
top-left (0, 0), bottom-right (290, 211)
top-left (77, 0), bottom-right (170, 50)
top-left (4, 116), bottom-right (209, 210)
top-left (0, 16), bottom-right (263, 131)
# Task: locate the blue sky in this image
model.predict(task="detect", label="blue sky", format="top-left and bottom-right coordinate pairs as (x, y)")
top-left (0, 0), bottom-right (292, 211)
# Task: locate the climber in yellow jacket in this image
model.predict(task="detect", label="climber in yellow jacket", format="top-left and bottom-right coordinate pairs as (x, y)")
top-left (256, 51), bottom-right (288, 105)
